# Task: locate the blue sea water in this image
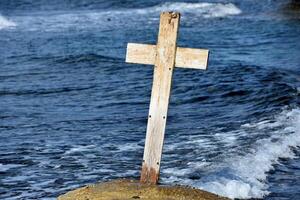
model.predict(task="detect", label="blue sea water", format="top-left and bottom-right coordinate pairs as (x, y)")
top-left (0, 0), bottom-right (300, 199)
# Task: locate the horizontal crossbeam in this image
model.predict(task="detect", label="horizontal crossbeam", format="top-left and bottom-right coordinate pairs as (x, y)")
top-left (126, 43), bottom-right (209, 70)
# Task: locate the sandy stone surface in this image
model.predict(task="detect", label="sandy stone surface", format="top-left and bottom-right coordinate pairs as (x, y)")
top-left (58, 179), bottom-right (229, 200)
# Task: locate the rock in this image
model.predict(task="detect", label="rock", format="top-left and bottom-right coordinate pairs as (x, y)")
top-left (58, 179), bottom-right (229, 200)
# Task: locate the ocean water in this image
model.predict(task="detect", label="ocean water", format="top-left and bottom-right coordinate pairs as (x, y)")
top-left (0, 0), bottom-right (300, 199)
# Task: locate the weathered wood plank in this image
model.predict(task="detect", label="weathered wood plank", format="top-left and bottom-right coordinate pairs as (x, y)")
top-left (176, 47), bottom-right (209, 70)
top-left (126, 43), bottom-right (156, 65)
top-left (126, 43), bottom-right (209, 69)
top-left (140, 12), bottom-right (180, 184)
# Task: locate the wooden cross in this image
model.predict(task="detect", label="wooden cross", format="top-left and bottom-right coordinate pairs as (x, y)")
top-left (125, 12), bottom-right (209, 184)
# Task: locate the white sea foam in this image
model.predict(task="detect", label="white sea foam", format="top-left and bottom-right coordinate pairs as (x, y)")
top-left (0, 14), bottom-right (16, 30)
top-left (10, 2), bottom-right (241, 32)
top-left (164, 167), bottom-right (191, 176)
top-left (64, 145), bottom-right (96, 155)
top-left (162, 108), bottom-right (300, 199)
top-left (100, 2), bottom-right (242, 19)
top-left (117, 142), bottom-right (142, 151)
top-left (149, 2), bottom-right (242, 18)
top-left (200, 109), bottom-right (300, 199)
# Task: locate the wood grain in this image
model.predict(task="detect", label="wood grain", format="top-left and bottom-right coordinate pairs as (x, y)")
top-left (126, 43), bottom-right (209, 70)
top-left (140, 12), bottom-right (180, 184)
top-left (126, 43), bottom-right (156, 66)
top-left (176, 47), bottom-right (209, 70)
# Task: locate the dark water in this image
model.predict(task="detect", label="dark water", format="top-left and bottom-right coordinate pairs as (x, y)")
top-left (0, 0), bottom-right (300, 199)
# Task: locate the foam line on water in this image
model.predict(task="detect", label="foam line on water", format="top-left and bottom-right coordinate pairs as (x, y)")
top-left (0, 14), bottom-right (16, 30)
top-left (162, 108), bottom-right (300, 199)
top-left (9, 2), bottom-right (241, 32)
top-left (147, 2), bottom-right (242, 18)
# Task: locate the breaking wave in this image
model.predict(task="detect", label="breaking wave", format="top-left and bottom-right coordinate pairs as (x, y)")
top-left (143, 2), bottom-right (242, 18)
top-left (7, 2), bottom-right (241, 32)
top-left (0, 14), bottom-right (16, 30)
top-left (163, 108), bottom-right (300, 199)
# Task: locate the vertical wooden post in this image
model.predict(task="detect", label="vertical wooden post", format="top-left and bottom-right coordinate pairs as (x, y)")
top-left (126, 11), bottom-right (209, 185)
top-left (140, 12), bottom-right (180, 184)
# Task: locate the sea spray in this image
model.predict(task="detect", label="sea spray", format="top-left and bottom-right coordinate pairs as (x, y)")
top-left (200, 109), bottom-right (300, 199)
top-left (162, 108), bottom-right (300, 199)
